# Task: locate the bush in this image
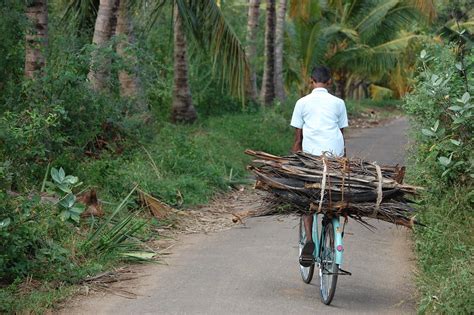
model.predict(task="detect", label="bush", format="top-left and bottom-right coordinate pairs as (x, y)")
top-left (403, 43), bottom-right (473, 313)
top-left (0, 192), bottom-right (79, 283)
top-left (403, 44), bottom-right (473, 184)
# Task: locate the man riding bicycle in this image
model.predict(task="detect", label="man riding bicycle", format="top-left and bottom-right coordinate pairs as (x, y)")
top-left (290, 66), bottom-right (349, 267)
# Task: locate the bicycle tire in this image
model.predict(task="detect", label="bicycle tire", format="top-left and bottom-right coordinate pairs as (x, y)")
top-left (298, 217), bottom-right (314, 284)
top-left (319, 220), bottom-right (339, 305)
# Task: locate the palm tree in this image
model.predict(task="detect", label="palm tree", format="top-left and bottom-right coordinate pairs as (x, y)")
top-left (87, 0), bottom-right (118, 91)
top-left (176, 0), bottom-right (251, 104)
top-left (260, 0), bottom-right (276, 105)
top-left (274, 0), bottom-right (287, 102)
top-left (66, 0), bottom-right (251, 117)
top-left (325, 0), bottom-right (427, 98)
top-left (115, 0), bottom-right (147, 111)
top-left (286, 0), bottom-right (321, 95)
top-left (287, 0), bottom-right (432, 98)
top-left (245, 0), bottom-right (261, 102)
top-left (171, 3), bottom-right (197, 123)
top-left (25, 0), bottom-right (48, 79)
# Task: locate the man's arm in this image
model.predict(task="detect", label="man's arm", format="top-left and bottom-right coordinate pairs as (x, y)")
top-left (340, 128), bottom-right (346, 157)
top-left (292, 128), bottom-right (303, 153)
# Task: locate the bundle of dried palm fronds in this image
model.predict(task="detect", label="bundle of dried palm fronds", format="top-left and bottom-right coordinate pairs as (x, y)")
top-left (245, 149), bottom-right (423, 229)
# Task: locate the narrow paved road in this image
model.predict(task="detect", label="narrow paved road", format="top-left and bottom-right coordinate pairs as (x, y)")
top-left (67, 118), bottom-right (415, 314)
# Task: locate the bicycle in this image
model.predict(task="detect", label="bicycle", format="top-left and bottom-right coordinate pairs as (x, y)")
top-left (298, 212), bottom-right (351, 305)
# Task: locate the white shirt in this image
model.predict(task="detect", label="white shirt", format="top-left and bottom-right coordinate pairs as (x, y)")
top-left (290, 88), bottom-right (348, 156)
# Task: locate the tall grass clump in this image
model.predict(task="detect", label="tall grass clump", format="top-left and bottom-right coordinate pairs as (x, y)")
top-left (403, 43), bottom-right (473, 314)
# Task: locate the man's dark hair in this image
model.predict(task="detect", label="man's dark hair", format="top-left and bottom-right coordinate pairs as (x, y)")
top-left (311, 66), bottom-right (331, 83)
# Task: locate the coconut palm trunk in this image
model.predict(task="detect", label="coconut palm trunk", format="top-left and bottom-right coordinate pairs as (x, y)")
top-left (88, 0), bottom-right (118, 91)
top-left (171, 4), bottom-right (197, 123)
top-left (335, 70), bottom-right (347, 99)
top-left (25, 0), bottom-right (48, 79)
top-left (115, 0), bottom-right (147, 111)
top-left (245, 0), bottom-right (261, 102)
top-left (274, 0), bottom-right (286, 102)
top-left (260, 0), bottom-right (276, 105)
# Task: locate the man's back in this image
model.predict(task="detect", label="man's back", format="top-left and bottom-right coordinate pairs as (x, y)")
top-left (290, 87), bottom-right (348, 156)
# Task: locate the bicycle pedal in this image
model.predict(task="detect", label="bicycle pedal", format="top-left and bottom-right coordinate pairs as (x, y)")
top-left (299, 257), bottom-right (314, 267)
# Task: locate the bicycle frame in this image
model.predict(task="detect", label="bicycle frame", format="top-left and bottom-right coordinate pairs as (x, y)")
top-left (311, 213), bottom-right (344, 265)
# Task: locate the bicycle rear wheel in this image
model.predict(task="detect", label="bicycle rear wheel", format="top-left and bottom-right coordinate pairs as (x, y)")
top-left (319, 220), bottom-right (339, 305)
top-left (298, 217), bottom-right (314, 284)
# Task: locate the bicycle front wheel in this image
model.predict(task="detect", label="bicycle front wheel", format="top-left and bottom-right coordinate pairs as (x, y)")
top-left (298, 217), bottom-right (314, 284)
top-left (319, 220), bottom-right (339, 305)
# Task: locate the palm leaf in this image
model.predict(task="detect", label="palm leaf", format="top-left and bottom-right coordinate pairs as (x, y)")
top-left (410, 0), bottom-right (436, 22)
top-left (329, 34), bottom-right (421, 79)
top-left (62, 0), bottom-right (99, 33)
top-left (176, 0), bottom-right (251, 103)
top-left (370, 34), bottom-right (421, 52)
top-left (355, 0), bottom-right (400, 40)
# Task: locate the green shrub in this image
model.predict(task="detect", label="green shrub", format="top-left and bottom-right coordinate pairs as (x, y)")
top-left (0, 192), bottom-right (78, 283)
top-left (403, 45), bottom-right (473, 183)
top-left (403, 43), bottom-right (473, 313)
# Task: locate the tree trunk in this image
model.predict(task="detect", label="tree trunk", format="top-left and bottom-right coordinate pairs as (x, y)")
top-left (274, 0), bottom-right (286, 102)
top-left (335, 70), bottom-right (347, 99)
top-left (245, 0), bottom-right (260, 102)
top-left (171, 4), bottom-right (197, 123)
top-left (88, 0), bottom-right (118, 92)
top-left (25, 0), bottom-right (48, 79)
top-left (115, 0), bottom-right (147, 111)
top-left (260, 0), bottom-right (276, 105)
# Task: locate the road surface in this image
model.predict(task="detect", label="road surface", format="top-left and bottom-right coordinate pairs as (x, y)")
top-left (66, 118), bottom-right (415, 314)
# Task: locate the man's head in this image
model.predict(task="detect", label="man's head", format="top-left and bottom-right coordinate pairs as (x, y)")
top-left (310, 66), bottom-right (332, 88)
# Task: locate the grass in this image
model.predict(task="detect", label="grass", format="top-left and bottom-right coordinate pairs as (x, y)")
top-left (0, 281), bottom-right (77, 314)
top-left (76, 104), bottom-right (295, 208)
top-left (412, 185), bottom-right (473, 314)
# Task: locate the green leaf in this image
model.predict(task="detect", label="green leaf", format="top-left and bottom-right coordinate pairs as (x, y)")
top-left (58, 168), bottom-right (65, 181)
top-left (51, 167), bottom-right (61, 183)
top-left (420, 50), bottom-right (427, 59)
top-left (450, 139), bottom-right (461, 146)
top-left (0, 218), bottom-right (11, 229)
top-left (59, 194), bottom-right (76, 208)
top-left (455, 62), bottom-right (463, 70)
top-left (448, 105), bottom-right (463, 111)
top-left (438, 156), bottom-right (451, 167)
top-left (60, 210), bottom-right (70, 221)
top-left (461, 92), bottom-right (470, 104)
top-left (64, 175), bottom-right (79, 185)
top-left (57, 183), bottom-right (72, 194)
top-left (433, 120), bottom-right (439, 132)
top-left (70, 204), bottom-right (86, 214)
top-left (453, 161), bottom-right (464, 167)
top-left (421, 129), bottom-right (436, 137)
top-left (70, 213), bottom-right (81, 223)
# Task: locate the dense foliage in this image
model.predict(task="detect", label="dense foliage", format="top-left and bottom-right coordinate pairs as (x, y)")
top-left (403, 43), bottom-right (473, 313)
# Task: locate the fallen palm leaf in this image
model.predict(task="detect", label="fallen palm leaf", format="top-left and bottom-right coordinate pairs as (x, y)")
top-left (138, 189), bottom-right (175, 219)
